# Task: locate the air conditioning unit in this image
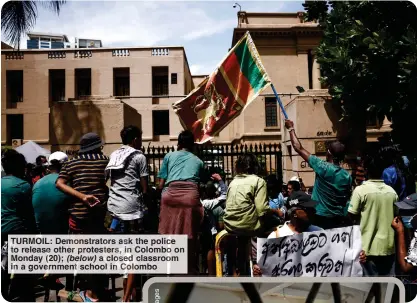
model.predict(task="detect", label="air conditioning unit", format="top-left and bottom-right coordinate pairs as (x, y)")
top-left (12, 139), bottom-right (22, 147)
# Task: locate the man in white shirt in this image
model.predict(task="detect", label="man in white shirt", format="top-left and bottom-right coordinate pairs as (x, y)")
top-left (268, 191), bottom-right (322, 239)
top-left (252, 191), bottom-right (321, 276)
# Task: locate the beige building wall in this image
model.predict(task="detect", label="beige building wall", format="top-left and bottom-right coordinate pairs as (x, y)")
top-left (211, 12), bottom-right (322, 146)
top-left (192, 75), bottom-right (207, 88)
top-left (1, 47), bottom-right (188, 151)
top-left (50, 99), bottom-right (141, 155)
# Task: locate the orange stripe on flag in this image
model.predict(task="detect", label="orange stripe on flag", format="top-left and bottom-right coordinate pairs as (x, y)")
top-left (222, 52), bottom-right (253, 104)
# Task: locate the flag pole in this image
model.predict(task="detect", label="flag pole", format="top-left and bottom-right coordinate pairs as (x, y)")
top-left (271, 84), bottom-right (288, 120)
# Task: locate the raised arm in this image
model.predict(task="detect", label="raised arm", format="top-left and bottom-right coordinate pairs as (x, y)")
top-left (392, 217), bottom-right (415, 273)
top-left (284, 119), bottom-right (311, 162)
top-left (202, 174), bottom-right (227, 210)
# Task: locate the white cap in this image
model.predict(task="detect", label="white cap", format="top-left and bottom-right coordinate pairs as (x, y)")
top-left (290, 176), bottom-right (300, 183)
top-left (48, 151), bottom-right (68, 165)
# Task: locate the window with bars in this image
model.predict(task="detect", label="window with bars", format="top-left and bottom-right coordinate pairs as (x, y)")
top-left (152, 66), bottom-right (169, 96)
top-left (265, 97), bottom-right (278, 127)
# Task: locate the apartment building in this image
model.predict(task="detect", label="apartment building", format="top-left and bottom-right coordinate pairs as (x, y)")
top-left (1, 46), bottom-right (193, 153)
top-left (27, 32), bottom-right (103, 49)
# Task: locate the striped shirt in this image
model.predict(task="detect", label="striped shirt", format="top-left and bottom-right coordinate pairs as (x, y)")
top-left (58, 153), bottom-right (109, 224)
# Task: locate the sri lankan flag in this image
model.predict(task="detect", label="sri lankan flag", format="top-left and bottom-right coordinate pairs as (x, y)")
top-left (172, 31), bottom-right (271, 144)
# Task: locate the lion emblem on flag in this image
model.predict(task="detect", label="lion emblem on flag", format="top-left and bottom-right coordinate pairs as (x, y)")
top-left (191, 81), bottom-right (226, 132)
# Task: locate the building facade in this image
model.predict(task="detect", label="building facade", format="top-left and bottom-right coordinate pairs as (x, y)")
top-left (1, 46), bottom-right (193, 154)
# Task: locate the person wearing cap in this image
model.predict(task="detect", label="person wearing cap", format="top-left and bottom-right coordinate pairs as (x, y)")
top-left (284, 119), bottom-right (352, 230)
top-left (56, 133), bottom-right (109, 301)
top-left (348, 154), bottom-right (398, 276)
top-left (391, 193), bottom-right (417, 301)
top-left (251, 191), bottom-right (321, 277)
top-left (32, 151), bottom-right (69, 291)
top-left (268, 191), bottom-right (322, 239)
top-left (32, 151), bottom-right (69, 235)
top-left (251, 191), bottom-right (366, 277)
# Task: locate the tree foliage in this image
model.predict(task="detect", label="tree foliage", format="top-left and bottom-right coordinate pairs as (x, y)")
top-left (303, 1), bottom-right (417, 154)
top-left (1, 1), bottom-right (66, 49)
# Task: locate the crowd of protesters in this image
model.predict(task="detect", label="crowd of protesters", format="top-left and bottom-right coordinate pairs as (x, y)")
top-left (2, 120), bottom-right (417, 301)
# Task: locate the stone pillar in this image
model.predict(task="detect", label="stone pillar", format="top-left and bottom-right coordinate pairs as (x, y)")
top-left (312, 54), bottom-right (321, 89)
top-left (65, 69), bottom-right (75, 100)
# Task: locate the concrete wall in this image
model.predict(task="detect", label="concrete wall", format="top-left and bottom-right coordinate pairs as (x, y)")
top-left (50, 99), bottom-right (141, 155)
top-left (192, 75), bottom-right (207, 88)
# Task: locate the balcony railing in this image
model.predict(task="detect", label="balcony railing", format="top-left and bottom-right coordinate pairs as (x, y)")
top-left (151, 48), bottom-right (169, 56)
top-left (5, 52), bottom-right (24, 60)
top-left (48, 51), bottom-right (66, 59)
top-left (74, 50), bottom-right (92, 58)
top-left (112, 49), bottom-right (130, 56)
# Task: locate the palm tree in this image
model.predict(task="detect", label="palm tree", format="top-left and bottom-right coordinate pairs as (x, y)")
top-left (1, 1), bottom-right (66, 49)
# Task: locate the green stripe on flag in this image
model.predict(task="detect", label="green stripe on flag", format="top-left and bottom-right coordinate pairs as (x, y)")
top-left (233, 37), bottom-right (268, 94)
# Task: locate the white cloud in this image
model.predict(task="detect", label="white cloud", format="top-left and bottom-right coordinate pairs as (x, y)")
top-left (190, 61), bottom-right (219, 75)
top-left (28, 1), bottom-right (235, 47)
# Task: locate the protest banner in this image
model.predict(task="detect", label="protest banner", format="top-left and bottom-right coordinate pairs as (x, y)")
top-left (257, 226), bottom-right (363, 277)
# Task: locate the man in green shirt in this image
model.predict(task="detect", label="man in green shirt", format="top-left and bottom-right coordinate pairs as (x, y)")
top-left (1, 149), bottom-right (36, 302)
top-left (1, 150), bottom-right (35, 235)
top-left (284, 119), bottom-right (352, 229)
top-left (348, 154), bottom-right (398, 276)
top-left (157, 147), bottom-right (204, 187)
top-left (32, 152), bottom-right (69, 235)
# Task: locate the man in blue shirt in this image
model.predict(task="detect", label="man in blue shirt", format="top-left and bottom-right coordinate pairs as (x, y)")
top-left (284, 119), bottom-right (352, 230)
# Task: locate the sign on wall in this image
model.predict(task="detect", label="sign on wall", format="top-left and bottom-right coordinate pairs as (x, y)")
top-left (257, 226), bottom-right (363, 277)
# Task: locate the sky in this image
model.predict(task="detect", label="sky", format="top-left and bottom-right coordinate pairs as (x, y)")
top-left (23, 1), bottom-right (305, 75)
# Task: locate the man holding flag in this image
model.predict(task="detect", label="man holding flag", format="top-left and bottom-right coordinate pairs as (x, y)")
top-left (284, 119), bottom-right (352, 230)
top-left (174, 29), bottom-right (352, 232)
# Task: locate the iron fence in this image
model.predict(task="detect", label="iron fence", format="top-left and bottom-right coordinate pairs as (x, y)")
top-left (144, 143), bottom-right (282, 186)
top-left (64, 142), bottom-right (283, 185)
